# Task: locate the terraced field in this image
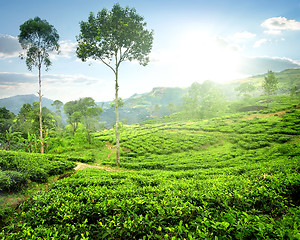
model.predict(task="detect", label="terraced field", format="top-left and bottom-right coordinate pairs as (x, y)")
top-left (1, 109), bottom-right (299, 239)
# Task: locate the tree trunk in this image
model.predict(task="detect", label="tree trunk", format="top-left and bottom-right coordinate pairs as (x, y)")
top-left (38, 64), bottom-right (44, 154)
top-left (86, 121), bottom-right (91, 144)
top-left (115, 68), bottom-right (120, 166)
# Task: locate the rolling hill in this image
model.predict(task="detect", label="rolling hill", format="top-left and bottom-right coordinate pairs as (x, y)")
top-left (0, 94), bottom-right (55, 115)
top-left (0, 68), bottom-right (299, 127)
top-left (1, 95), bottom-right (299, 239)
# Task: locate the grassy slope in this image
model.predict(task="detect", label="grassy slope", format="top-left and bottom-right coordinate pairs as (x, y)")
top-left (1, 97), bottom-right (299, 239)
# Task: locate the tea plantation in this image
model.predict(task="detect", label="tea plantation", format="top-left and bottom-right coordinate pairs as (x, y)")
top-left (1, 109), bottom-right (299, 239)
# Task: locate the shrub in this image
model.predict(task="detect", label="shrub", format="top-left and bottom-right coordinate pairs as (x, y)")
top-left (0, 170), bottom-right (27, 192)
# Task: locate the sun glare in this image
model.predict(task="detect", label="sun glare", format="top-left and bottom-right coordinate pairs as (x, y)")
top-left (176, 31), bottom-right (245, 83)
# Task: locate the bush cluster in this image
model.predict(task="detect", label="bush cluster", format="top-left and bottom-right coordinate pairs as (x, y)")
top-left (0, 151), bottom-right (76, 192)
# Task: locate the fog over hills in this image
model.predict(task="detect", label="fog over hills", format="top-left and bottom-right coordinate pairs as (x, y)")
top-left (1, 68), bottom-right (299, 126)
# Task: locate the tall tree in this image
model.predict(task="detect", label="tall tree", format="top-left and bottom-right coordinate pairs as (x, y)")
top-left (263, 70), bottom-right (278, 96)
top-left (19, 17), bottom-right (60, 154)
top-left (76, 3), bottom-right (153, 166)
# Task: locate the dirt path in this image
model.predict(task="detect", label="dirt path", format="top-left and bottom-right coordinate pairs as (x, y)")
top-left (240, 109), bottom-right (299, 120)
top-left (74, 162), bottom-right (121, 171)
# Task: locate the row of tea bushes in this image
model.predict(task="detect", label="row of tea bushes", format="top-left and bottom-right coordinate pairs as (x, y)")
top-left (0, 151), bottom-right (76, 193)
top-left (1, 107), bottom-right (299, 238)
top-left (1, 165), bottom-right (299, 239)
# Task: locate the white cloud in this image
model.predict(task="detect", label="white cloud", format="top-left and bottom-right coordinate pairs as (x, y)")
top-left (237, 56), bottom-right (300, 75)
top-left (50, 40), bottom-right (77, 59)
top-left (264, 29), bottom-right (282, 35)
top-left (253, 38), bottom-right (268, 48)
top-left (0, 34), bottom-right (22, 59)
top-left (43, 73), bottom-right (100, 85)
top-left (230, 31), bottom-right (256, 41)
top-left (261, 17), bottom-right (300, 34)
top-left (0, 72), bottom-right (101, 86)
top-left (0, 34), bottom-right (77, 60)
top-left (0, 72), bottom-right (105, 102)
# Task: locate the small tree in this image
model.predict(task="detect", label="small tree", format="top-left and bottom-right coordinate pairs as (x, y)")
top-left (52, 100), bottom-right (64, 116)
top-left (64, 100), bottom-right (82, 135)
top-left (184, 81), bottom-right (226, 119)
top-left (235, 82), bottom-right (256, 99)
top-left (64, 98), bottom-right (102, 143)
top-left (79, 97), bottom-right (102, 144)
top-left (263, 70), bottom-right (278, 96)
top-left (19, 17), bottom-right (60, 154)
top-left (76, 4), bottom-right (153, 166)
top-left (290, 85), bottom-right (298, 98)
top-left (0, 107), bottom-right (15, 138)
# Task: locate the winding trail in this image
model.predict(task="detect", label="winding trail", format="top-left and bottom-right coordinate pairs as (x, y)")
top-left (74, 162), bottom-right (121, 171)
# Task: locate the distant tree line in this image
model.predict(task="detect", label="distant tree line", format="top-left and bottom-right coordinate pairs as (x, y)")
top-left (0, 97), bottom-right (102, 152)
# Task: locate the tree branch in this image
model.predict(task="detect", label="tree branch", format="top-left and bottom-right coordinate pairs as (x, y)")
top-left (99, 57), bottom-right (116, 74)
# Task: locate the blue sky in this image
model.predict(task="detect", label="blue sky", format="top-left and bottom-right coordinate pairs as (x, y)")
top-left (1, 0), bottom-right (300, 102)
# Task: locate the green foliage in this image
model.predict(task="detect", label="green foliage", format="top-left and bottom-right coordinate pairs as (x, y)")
top-left (0, 107), bottom-right (15, 141)
top-left (76, 3), bottom-right (154, 166)
top-left (18, 16), bottom-right (59, 71)
top-left (1, 103), bottom-right (299, 238)
top-left (0, 150), bottom-right (76, 192)
top-left (1, 163), bottom-right (299, 239)
top-left (235, 82), bottom-right (256, 98)
top-left (76, 3), bottom-right (153, 66)
top-left (184, 81), bottom-right (226, 119)
top-left (0, 170), bottom-right (27, 192)
top-left (15, 102), bottom-right (58, 138)
top-left (263, 70), bottom-right (278, 96)
top-left (64, 97), bottom-right (102, 142)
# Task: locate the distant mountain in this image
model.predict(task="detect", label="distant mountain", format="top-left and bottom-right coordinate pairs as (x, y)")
top-left (0, 94), bottom-right (55, 114)
top-left (97, 87), bottom-right (188, 127)
top-left (1, 69), bottom-right (299, 127)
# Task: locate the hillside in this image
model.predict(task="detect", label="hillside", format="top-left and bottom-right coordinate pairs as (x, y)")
top-left (0, 94), bottom-right (55, 114)
top-left (1, 96), bottom-right (299, 239)
top-left (98, 87), bottom-right (188, 127)
top-left (222, 68), bottom-right (300, 99)
top-left (0, 68), bottom-right (299, 126)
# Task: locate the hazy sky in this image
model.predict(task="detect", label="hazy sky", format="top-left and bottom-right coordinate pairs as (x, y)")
top-left (1, 0), bottom-right (300, 102)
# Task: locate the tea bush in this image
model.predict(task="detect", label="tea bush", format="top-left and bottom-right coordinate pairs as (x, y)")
top-left (1, 165), bottom-right (299, 239)
top-left (1, 109), bottom-right (299, 239)
top-left (0, 151), bottom-right (76, 192)
top-left (0, 170), bottom-right (27, 192)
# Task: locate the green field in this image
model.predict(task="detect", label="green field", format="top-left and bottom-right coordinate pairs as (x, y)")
top-left (1, 100), bottom-right (299, 239)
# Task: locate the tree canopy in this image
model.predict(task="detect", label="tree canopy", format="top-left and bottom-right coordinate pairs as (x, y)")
top-left (19, 16), bottom-right (60, 71)
top-left (184, 81), bottom-right (226, 119)
top-left (263, 70), bottom-right (278, 96)
top-left (235, 82), bottom-right (256, 98)
top-left (76, 4), bottom-right (153, 67)
top-left (64, 98), bottom-right (102, 143)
